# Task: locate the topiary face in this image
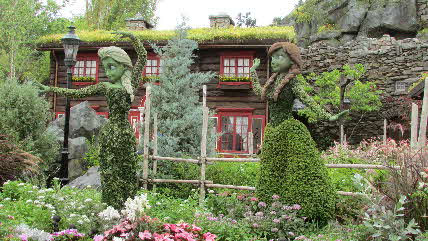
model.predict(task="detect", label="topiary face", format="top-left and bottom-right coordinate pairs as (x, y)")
top-left (270, 48), bottom-right (293, 73)
top-left (102, 57), bottom-right (126, 83)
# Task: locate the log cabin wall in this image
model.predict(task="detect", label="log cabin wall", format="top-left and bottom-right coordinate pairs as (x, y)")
top-left (49, 47), bottom-right (270, 118)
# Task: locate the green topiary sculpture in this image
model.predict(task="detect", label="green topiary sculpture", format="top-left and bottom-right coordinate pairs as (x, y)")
top-left (34, 32), bottom-right (147, 209)
top-left (251, 42), bottom-right (343, 223)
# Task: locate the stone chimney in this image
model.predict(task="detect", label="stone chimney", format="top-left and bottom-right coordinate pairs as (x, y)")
top-left (125, 13), bottom-right (154, 30)
top-left (209, 14), bottom-right (235, 28)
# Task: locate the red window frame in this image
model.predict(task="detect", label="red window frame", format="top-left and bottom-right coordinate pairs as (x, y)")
top-left (220, 51), bottom-right (254, 78)
top-left (143, 54), bottom-right (162, 77)
top-left (214, 108), bottom-right (265, 154)
top-left (72, 53), bottom-right (100, 85)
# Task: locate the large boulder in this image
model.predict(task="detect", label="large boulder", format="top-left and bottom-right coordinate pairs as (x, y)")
top-left (287, 0), bottom-right (419, 47)
top-left (49, 101), bottom-right (107, 140)
top-left (68, 166), bottom-right (101, 190)
top-left (48, 101), bottom-right (107, 180)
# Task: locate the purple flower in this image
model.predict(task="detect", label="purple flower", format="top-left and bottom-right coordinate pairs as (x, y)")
top-left (19, 234), bottom-right (28, 241)
top-left (258, 202), bottom-right (267, 208)
top-left (94, 235), bottom-right (104, 241)
top-left (271, 228), bottom-right (279, 232)
top-left (231, 219), bottom-right (237, 224)
top-left (273, 218), bottom-right (280, 223)
top-left (288, 232), bottom-right (295, 236)
top-left (252, 223), bottom-right (259, 228)
top-left (207, 216), bottom-right (218, 221)
top-left (272, 195), bottom-right (280, 200)
top-left (255, 212), bottom-right (264, 217)
top-left (292, 204), bottom-right (301, 210)
top-left (282, 205), bottom-right (292, 210)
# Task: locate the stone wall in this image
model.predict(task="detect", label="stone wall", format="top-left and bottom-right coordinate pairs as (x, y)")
top-left (300, 35), bottom-right (428, 146)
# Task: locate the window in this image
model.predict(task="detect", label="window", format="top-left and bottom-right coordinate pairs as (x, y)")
top-left (220, 52), bottom-right (254, 78)
top-left (143, 55), bottom-right (163, 76)
top-left (72, 53), bottom-right (100, 84)
top-left (215, 108), bottom-right (265, 154)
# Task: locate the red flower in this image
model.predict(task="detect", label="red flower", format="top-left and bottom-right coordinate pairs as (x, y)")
top-left (138, 230), bottom-right (152, 240)
top-left (203, 232), bottom-right (217, 241)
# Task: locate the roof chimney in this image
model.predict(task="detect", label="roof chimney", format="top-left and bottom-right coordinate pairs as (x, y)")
top-left (125, 13), bottom-right (154, 30)
top-left (209, 13), bottom-right (235, 28)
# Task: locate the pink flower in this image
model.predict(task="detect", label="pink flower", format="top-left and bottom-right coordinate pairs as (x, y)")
top-left (93, 235), bottom-right (104, 241)
top-left (250, 197), bottom-right (258, 202)
top-left (292, 204), bottom-right (301, 210)
top-left (272, 195), bottom-right (280, 200)
top-left (19, 234), bottom-right (28, 241)
top-left (258, 202), bottom-right (267, 208)
top-left (139, 230), bottom-right (152, 240)
top-left (203, 232), bottom-right (217, 241)
top-left (7, 215), bottom-right (14, 220)
top-left (191, 224), bottom-right (202, 232)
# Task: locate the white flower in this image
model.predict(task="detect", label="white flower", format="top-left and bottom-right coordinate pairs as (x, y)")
top-left (77, 220), bottom-right (84, 224)
top-left (0, 204), bottom-right (3, 208)
top-left (4, 198), bottom-right (11, 201)
top-left (45, 204), bottom-right (55, 209)
top-left (113, 237), bottom-right (124, 241)
top-left (208, 189), bottom-right (215, 194)
top-left (37, 196), bottom-right (45, 199)
top-left (121, 194), bottom-right (151, 221)
top-left (26, 200), bottom-right (33, 203)
top-left (45, 188), bottom-right (53, 192)
top-left (156, 202), bottom-right (161, 205)
top-left (28, 191), bottom-right (33, 193)
top-left (98, 206), bottom-right (120, 221)
top-left (32, 186), bottom-right (38, 189)
top-left (34, 200), bottom-right (40, 204)
top-left (38, 190), bottom-right (45, 194)
top-left (84, 198), bottom-right (93, 202)
top-left (18, 183), bottom-right (25, 186)
top-left (70, 213), bottom-right (77, 217)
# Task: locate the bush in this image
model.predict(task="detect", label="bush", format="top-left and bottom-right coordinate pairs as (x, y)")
top-left (0, 79), bottom-right (59, 182)
top-left (257, 119), bottom-right (336, 224)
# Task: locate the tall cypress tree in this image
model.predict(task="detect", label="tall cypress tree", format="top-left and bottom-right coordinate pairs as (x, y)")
top-left (148, 25), bottom-right (215, 158)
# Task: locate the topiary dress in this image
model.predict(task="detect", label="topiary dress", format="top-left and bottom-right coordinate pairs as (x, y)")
top-left (252, 72), bottom-right (337, 223)
top-left (46, 36), bottom-right (146, 209)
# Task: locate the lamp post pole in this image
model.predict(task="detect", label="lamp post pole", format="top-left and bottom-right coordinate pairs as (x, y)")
top-left (60, 26), bottom-right (80, 184)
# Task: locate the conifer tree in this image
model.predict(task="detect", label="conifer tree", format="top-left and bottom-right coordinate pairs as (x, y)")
top-left (148, 25), bottom-right (215, 158)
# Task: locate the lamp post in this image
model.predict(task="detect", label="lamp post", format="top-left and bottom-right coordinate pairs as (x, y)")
top-left (60, 26), bottom-right (80, 183)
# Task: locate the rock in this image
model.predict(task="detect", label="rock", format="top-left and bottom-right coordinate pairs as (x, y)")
top-left (69, 137), bottom-right (88, 160)
top-left (310, 30), bottom-right (342, 43)
top-left (68, 158), bottom-right (87, 181)
top-left (339, 0), bottom-right (370, 33)
top-left (68, 166), bottom-right (101, 190)
top-left (49, 101), bottom-right (107, 140)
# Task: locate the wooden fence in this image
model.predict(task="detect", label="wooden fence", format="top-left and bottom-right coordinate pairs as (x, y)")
top-left (140, 85), bottom-right (403, 206)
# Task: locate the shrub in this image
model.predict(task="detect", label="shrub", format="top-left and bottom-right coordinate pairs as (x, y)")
top-left (0, 78), bottom-right (59, 182)
top-left (257, 119), bottom-right (336, 224)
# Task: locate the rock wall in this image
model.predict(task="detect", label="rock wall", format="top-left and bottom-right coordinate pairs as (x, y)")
top-left (295, 0), bottom-right (421, 47)
top-left (300, 35), bottom-right (428, 146)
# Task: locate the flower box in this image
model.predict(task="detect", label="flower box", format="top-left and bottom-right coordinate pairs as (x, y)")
top-left (72, 76), bottom-right (96, 86)
top-left (217, 76), bottom-right (252, 90)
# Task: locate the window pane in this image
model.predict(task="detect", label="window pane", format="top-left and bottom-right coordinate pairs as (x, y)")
top-left (238, 58), bottom-right (243, 66)
top-left (252, 118), bottom-right (263, 151)
top-left (73, 68), bottom-right (79, 75)
top-left (229, 59), bottom-right (235, 66)
top-left (224, 67), bottom-right (229, 74)
top-left (236, 117), bottom-right (248, 151)
top-left (244, 67), bottom-right (250, 74)
top-left (79, 68), bottom-right (84, 76)
top-left (91, 68), bottom-right (96, 76)
top-left (244, 58), bottom-right (250, 66)
top-left (86, 61), bottom-right (92, 68)
top-left (91, 61), bottom-right (96, 67)
top-left (238, 67), bottom-right (243, 74)
top-left (224, 58), bottom-right (229, 66)
top-left (221, 116), bottom-right (233, 133)
top-left (146, 67), bottom-right (152, 74)
top-left (221, 133), bottom-right (233, 151)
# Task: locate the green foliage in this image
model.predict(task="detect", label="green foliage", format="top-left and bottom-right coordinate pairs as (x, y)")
top-left (236, 12), bottom-right (257, 28)
top-left (83, 137), bottom-right (100, 168)
top-left (317, 24), bottom-right (338, 33)
top-left (298, 64), bottom-right (382, 121)
top-left (218, 76), bottom-right (252, 82)
top-left (0, 79), bottom-right (59, 182)
top-left (85, 0), bottom-right (158, 30)
top-left (37, 26), bottom-right (296, 45)
top-left (72, 76), bottom-right (96, 82)
top-left (257, 119), bottom-right (336, 224)
top-left (0, 180), bottom-right (105, 235)
top-left (0, 0), bottom-right (68, 81)
top-left (148, 26), bottom-right (215, 158)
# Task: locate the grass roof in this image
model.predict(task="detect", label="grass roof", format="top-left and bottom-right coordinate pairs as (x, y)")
top-left (37, 26), bottom-right (296, 45)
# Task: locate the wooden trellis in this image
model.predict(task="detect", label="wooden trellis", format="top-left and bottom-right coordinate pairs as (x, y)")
top-left (140, 85), bottom-right (406, 205)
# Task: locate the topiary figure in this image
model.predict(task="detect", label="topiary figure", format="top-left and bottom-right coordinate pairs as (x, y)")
top-left (34, 32), bottom-right (147, 209)
top-left (251, 42), bottom-right (346, 223)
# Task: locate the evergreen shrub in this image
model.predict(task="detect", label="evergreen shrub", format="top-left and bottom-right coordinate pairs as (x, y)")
top-left (0, 79), bottom-right (59, 182)
top-left (257, 119), bottom-right (336, 223)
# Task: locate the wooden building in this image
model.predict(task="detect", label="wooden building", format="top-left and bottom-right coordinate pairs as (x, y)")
top-left (37, 15), bottom-right (295, 156)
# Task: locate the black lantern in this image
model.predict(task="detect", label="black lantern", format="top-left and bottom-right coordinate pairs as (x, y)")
top-left (59, 26), bottom-right (80, 183)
